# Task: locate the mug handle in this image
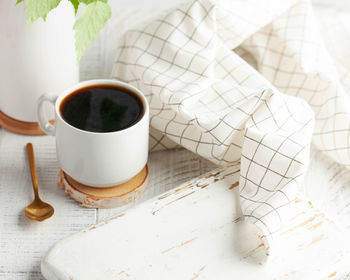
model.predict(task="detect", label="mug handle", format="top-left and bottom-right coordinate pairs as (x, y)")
top-left (37, 93), bottom-right (57, 136)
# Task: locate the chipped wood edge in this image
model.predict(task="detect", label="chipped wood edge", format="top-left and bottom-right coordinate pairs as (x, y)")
top-left (57, 168), bottom-right (148, 208)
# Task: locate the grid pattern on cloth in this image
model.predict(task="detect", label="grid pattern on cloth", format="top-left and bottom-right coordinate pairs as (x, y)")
top-left (110, 0), bottom-right (350, 255)
top-left (237, 0), bottom-right (350, 167)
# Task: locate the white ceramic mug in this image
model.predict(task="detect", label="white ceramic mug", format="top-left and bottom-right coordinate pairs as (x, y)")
top-left (0, 0), bottom-right (78, 123)
top-left (37, 79), bottom-right (149, 187)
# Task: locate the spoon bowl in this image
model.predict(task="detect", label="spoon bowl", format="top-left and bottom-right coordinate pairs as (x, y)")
top-left (25, 143), bottom-right (54, 222)
top-left (25, 199), bottom-right (54, 222)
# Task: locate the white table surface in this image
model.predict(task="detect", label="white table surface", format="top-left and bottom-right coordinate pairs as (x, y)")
top-left (2, 0), bottom-right (350, 279)
top-left (0, 128), bottom-right (216, 280)
top-left (2, 128), bottom-right (350, 279)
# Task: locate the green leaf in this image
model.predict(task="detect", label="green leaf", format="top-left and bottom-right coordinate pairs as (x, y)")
top-left (80, 0), bottom-right (107, 4)
top-left (74, 1), bottom-right (111, 61)
top-left (68, 0), bottom-right (79, 14)
top-left (25, 0), bottom-right (61, 23)
top-left (16, 0), bottom-right (24, 5)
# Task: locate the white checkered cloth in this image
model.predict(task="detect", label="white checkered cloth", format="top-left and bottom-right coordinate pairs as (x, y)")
top-left (112, 0), bottom-right (350, 256)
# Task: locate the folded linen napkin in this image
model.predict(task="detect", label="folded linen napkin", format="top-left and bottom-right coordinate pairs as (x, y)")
top-left (112, 0), bottom-right (350, 256)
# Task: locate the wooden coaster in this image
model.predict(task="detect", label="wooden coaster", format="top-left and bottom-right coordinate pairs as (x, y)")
top-left (58, 165), bottom-right (148, 208)
top-left (0, 110), bottom-right (54, 135)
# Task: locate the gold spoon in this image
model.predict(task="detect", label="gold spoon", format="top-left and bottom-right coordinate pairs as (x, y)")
top-left (24, 143), bottom-right (54, 221)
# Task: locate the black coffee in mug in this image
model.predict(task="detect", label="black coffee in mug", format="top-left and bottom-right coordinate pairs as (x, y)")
top-left (60, 85), bottom-right (144, 133)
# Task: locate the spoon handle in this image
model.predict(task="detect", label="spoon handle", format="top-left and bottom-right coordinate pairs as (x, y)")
top-left (26, 143), bottom-right (40, 199)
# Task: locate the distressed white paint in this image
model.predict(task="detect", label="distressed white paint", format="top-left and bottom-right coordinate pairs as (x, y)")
top-left (2, 127), bottom-right (350, 279)
top-left (0, 129), bottom-right (215, 280)
top-left (41, 165), bottom-right (350, 280)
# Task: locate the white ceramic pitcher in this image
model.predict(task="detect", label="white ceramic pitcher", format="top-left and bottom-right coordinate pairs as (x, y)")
top-left (0, 0), bottom-right (79, 125)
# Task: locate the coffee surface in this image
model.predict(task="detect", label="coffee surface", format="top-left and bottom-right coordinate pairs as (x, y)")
top-left (60, 85), bottom-right (143, 133)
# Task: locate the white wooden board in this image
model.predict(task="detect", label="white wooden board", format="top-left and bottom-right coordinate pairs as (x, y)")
top-left (42, 165), bottom-right (350, 280)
